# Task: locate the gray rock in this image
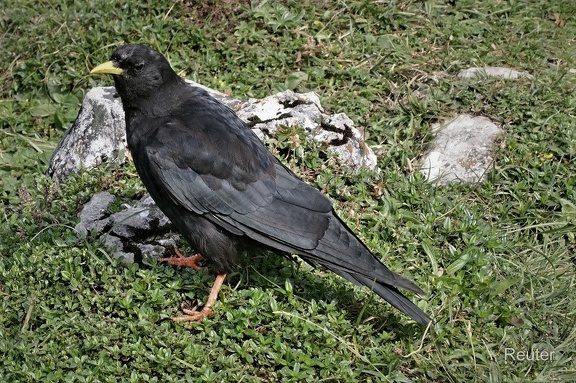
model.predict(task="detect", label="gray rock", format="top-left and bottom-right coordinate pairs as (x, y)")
top-left (47, 82), bottom-right (376, 182)
top-left (104, 230), bottom-right (180, 264)
top-left (47, 87), bottom-right (127, 181)
top-left (104, 234), bottom-right (134, 264)
top-left (75, 192), bottom-right (116, 236)
top-left (74, 190), bottom-right (175, 263)
top-left (137, 243), bottom-right (170, 259)
top-left (420, 114), bottom-right (503, 184)
top-left (109, 197), bottom-right (171, 238)
top-left (458, 67), bottom-right (533, 79)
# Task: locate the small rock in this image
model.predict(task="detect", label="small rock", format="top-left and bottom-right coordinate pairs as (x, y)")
top-left (74, 191), bottom-right (176, 263)
top-left (420, 114), bottom-right (503, 184)
top-left (135, 194), bottom-right (171, 228)
top-left (136, 243), bottom-right (169, 259)
top-left (75, 192), bottom-right (116, 236)
top-left (104, 234), bottom-right (134, 264)
top-left (109, 198), bottom-right (171, 238)
top-left (458, 67), bottom-right (533, 79)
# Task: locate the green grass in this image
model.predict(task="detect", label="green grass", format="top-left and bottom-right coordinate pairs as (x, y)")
top-left (1, 0), bottom-right (575, 381)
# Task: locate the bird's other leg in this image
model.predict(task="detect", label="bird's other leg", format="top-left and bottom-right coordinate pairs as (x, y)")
top-left (159, 247), bottom-right (205, 271)
top-left (172, 273), bottom-right (227, 322)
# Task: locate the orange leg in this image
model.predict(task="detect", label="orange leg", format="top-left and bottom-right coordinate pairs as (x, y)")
top-left (159, 248), bottom-right (204, 271)
top-left (159, 248), bottom-right (226, 322)
top-left (172, 273), bottom-right (227, 322)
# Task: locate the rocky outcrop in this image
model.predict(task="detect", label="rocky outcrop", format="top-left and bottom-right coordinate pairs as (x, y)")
top-left (47, 82), bottom-right (376, 181)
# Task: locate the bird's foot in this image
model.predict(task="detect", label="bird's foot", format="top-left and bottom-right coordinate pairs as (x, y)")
top-left (159, 249), bottom-right (205, 271)
top-left (171, 306), bottom-right (214, 322)
top-left (169, 273), bottom-right (226, 323)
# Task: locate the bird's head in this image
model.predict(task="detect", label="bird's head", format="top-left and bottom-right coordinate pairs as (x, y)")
top-left (90, 44), bottom-right (180, 109)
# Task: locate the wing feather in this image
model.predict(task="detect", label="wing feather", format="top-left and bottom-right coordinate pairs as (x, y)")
top-left (141, 99), bottom-right (332, 251)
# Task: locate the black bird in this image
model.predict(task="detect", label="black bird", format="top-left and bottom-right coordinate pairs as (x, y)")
top-left (90, 44), bottom-right (431, 325)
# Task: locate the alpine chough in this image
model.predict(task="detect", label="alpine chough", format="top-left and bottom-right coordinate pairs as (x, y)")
top-left (90, 44), bottom-right (431, 325)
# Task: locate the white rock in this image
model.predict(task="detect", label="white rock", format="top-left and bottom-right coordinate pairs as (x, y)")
top-left (458, 67), bottom-right (533, 79)
top-left (318, 113), bottom-right (377, 169)
top-left (420, 114), bottom-right (503, 184)
top-left (47, 84), bottom-right (376, 181)
top-left (47, 87), bottom-right (126, 180)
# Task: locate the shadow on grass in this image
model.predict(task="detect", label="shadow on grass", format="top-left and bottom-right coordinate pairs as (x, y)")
top-left (152, 245), bottom-right (427, 336)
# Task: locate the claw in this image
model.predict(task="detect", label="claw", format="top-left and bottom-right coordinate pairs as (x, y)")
top-left (171, 307), bottom-right (214, 322)
top-left (168, 273), bottom-right (226, 323)
top-left (159, 251), bottom-right (205, 271)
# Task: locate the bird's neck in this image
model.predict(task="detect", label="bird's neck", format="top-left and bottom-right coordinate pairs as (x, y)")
top-left (116, 76), bottom-right (186, 116)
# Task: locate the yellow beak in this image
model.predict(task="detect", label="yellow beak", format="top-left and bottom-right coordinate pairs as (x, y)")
top-left (90, 61), bottom-right (123, 75)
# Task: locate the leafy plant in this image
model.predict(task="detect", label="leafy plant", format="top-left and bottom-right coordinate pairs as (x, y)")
top-left (1, 0), bottom-right (575, 381)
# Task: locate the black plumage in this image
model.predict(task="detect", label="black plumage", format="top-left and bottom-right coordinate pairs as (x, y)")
top-left (90, 44), bottom-right (431, 325)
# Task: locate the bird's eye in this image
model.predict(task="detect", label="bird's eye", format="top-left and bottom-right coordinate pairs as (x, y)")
top-left (134, 62), bottom-right (145, 71)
